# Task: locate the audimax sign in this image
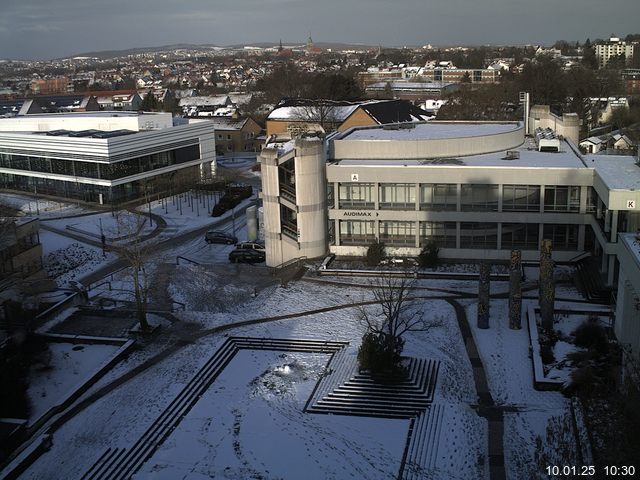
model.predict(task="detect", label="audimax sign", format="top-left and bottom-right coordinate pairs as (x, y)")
top-left (342, 211), bottom-right (379, 217)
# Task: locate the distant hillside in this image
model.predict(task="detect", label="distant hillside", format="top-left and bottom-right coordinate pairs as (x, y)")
top-left (66, 41), bottom-right (379, 60)
top-left (63, 44), bottom-right (222, 60)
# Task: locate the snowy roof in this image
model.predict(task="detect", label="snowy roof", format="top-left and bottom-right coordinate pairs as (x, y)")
top-left (590, 155), bottom-right (640, 190)
top-left (339, 122), bottom-right (520, 141)
top-left (178, 95), bottom-right (232, 107)
top-left (335, 140), bottom-right (586, 169)
top-left (267, 104), bottom-right (360, 122)
top-left (581, 136), bottom-right (605, 145)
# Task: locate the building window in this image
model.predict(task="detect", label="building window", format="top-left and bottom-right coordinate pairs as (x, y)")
top-left (420, 221), bottom-right (456, 248)
top-left (420, 184), bottom-right (457, 210)
top-left (544, 186), bottom-right (580, 212)
top-left (227, 134), bottom-right (232, 140)
top-left (502, 185), bottom-right (540, 211)
top-left (542, 224), bottom-right (578, 250)
top-left (379, 183), bottom-right (416, 210)
top-left (501, 223), bottom-right (539, 249)
top-left (327, 183), bottom-right (335, 209)
top-left (338, 183), bottom-right (374, 209)
top-left (460, 222), bottom-right (498, 249)
top-left (461, 185), bottom-right (499, 211)
top-left (339, 220), bottom-right (376, 245)
top-left (281, 205), bottom-right (297, 240)
top-left (217, 134), bottom-right (223, 140)
top-left (379, 221), bottom-right (415, 246)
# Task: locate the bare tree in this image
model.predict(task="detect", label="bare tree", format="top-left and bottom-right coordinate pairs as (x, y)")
top-left (111, 212), bottom-right (155, 330)
top-left (296, 99), bottom-right (341, 135)
top-left (358, 274), bottom-right (442, 373)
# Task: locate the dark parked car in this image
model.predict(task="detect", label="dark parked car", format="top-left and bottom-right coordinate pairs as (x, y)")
top-left (235, 241), bottom-right (265, 252)
top-left (205, 230), bottom-right (238, 244)
top-left (228, 249), bottom-right (265, 263)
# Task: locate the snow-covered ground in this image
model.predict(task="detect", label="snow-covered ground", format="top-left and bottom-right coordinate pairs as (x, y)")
top-left (4, 188), bottom-right (591, 480)
top-left (466, 299), bottom-right (571, 480)
top-left (137, 349), bottom-right (409, 480)
top-left (40, 231), bottom-right (115, 287)
top-left (19, 277), bottom-right (491, 480)
top-left (0, 193), bottom-right (89, 218)
top-left (44, 211), bottom-right (153, 240)
top-left (27, 342), bottom-right (121, 423)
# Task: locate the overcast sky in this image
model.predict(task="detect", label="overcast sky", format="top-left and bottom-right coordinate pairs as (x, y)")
top-left (1, 0), bottom-right (639, 60)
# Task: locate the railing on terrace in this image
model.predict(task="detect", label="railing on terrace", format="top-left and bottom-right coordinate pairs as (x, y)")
top-left (280, 184), bottom-right (296, 202)
top-left (281, 222), bottom-right (298, 240)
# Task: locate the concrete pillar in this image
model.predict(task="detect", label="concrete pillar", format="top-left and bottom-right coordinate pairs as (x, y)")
top-left (497, 184), bottom-right (503, 212)
top-left (611, 210), bottom-right (619, 243)
top-left (579, 186), bottom-right (588, 214)
top-left (608, 255), bottom-right (616, 287)
top-left (456, 184), bottom-right (462, 212)
top-left (539, 185), bottom-right (546, 213)
top-left (578, 224), bottom-right (585, 251)
top-left (496, 223), bottom-right (502, 250)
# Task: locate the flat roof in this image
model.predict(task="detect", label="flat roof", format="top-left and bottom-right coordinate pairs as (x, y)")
top-left (339, 122), bottom-right (520, 141)
top-left (334, 139), bottom-right (587, 169)
top-left (590, 155), bottom-right (640, 190)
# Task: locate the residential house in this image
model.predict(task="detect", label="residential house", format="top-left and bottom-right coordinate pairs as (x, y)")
top-left (210, 117), bottom-right (263, 155)
top-left (266, 99), bottom-right (432, 140)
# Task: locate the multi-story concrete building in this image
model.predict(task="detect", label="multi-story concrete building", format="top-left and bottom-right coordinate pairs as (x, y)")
top-left (260, 120), bottom-right (640, 285)
top-left (260, 118), bottom-right (640, 356)
top-left (419, 67), bottom-right (500, 84)
top-left (595, 36), bottom-right (635, 69)
top-left (0, 112), bottom-right (215, 205)
top-left (0, 218), bottom-right (42, 283)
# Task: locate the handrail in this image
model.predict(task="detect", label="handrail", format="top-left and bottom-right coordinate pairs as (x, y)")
top-left (89, 281), bottom-right (112, 292)
top-left (171, 300), bottom-right (186, 311)
top-left (176, 256), bottom-right (200, 266)
top-left (568, 251), bottom-right (591, 263)
top-left (268, 256), bottom-right (307, 276)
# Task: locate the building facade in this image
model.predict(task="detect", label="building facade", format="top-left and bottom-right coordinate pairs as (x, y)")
top-left (0, 218), bottom-right (42, 282)
top-left (0, 112), bottom-right (215, 205)
top-left (260, 121), bottom-right (640, 290)
top-left (595, 36), bottom-right (635, 69)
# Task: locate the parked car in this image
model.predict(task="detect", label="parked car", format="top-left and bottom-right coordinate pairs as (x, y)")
top-left (228, 249), bottom-right (265, 264)
top-left (235, 241), bottom-right (265, 252)
top-left (205, 230), bottom-right (238, 244)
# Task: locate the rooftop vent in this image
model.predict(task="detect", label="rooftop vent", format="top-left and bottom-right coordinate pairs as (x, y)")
top-left (502, 150), bottom-right (520, 160)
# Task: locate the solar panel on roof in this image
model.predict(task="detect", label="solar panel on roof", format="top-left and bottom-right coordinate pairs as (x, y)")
top-left (90, 129), bottom-right (136, 139)
top-left (67, 129), bottom-right (101, 137)
top-left (46, 129), bottom-right (71, 136)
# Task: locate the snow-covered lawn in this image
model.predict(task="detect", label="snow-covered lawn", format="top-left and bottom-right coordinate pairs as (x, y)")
top-left (0, 193), bottom-right (88, 218)
top-left (40, 232), bottom-right (115, 287)
top-left (137, 349), bottom-right (409, 480)
top-left (141, 192), bottom-right (257, 240)
top-left (15, 260), bottom-right (598, 480)
top-left (466, 299), bottom-right (571, 480)
top-left (19, 277), bottom-right (489, 480)
top-left (44, 211), bottom-right (154, 240)
top-left (27, 342), bottom-right (121, 423)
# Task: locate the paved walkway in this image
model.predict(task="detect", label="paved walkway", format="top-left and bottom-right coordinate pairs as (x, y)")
top-left (446, 299), bottom-right (506, 480)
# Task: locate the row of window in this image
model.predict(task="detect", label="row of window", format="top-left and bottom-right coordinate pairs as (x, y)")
top-left (0, 165), bottom-right (200, 204)
top-left (335, 183), bottom-right (596, 213)
top-left (0, 145), bottom-right (200, 181)
top-left (337, 220), bottom-right (579, 250)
